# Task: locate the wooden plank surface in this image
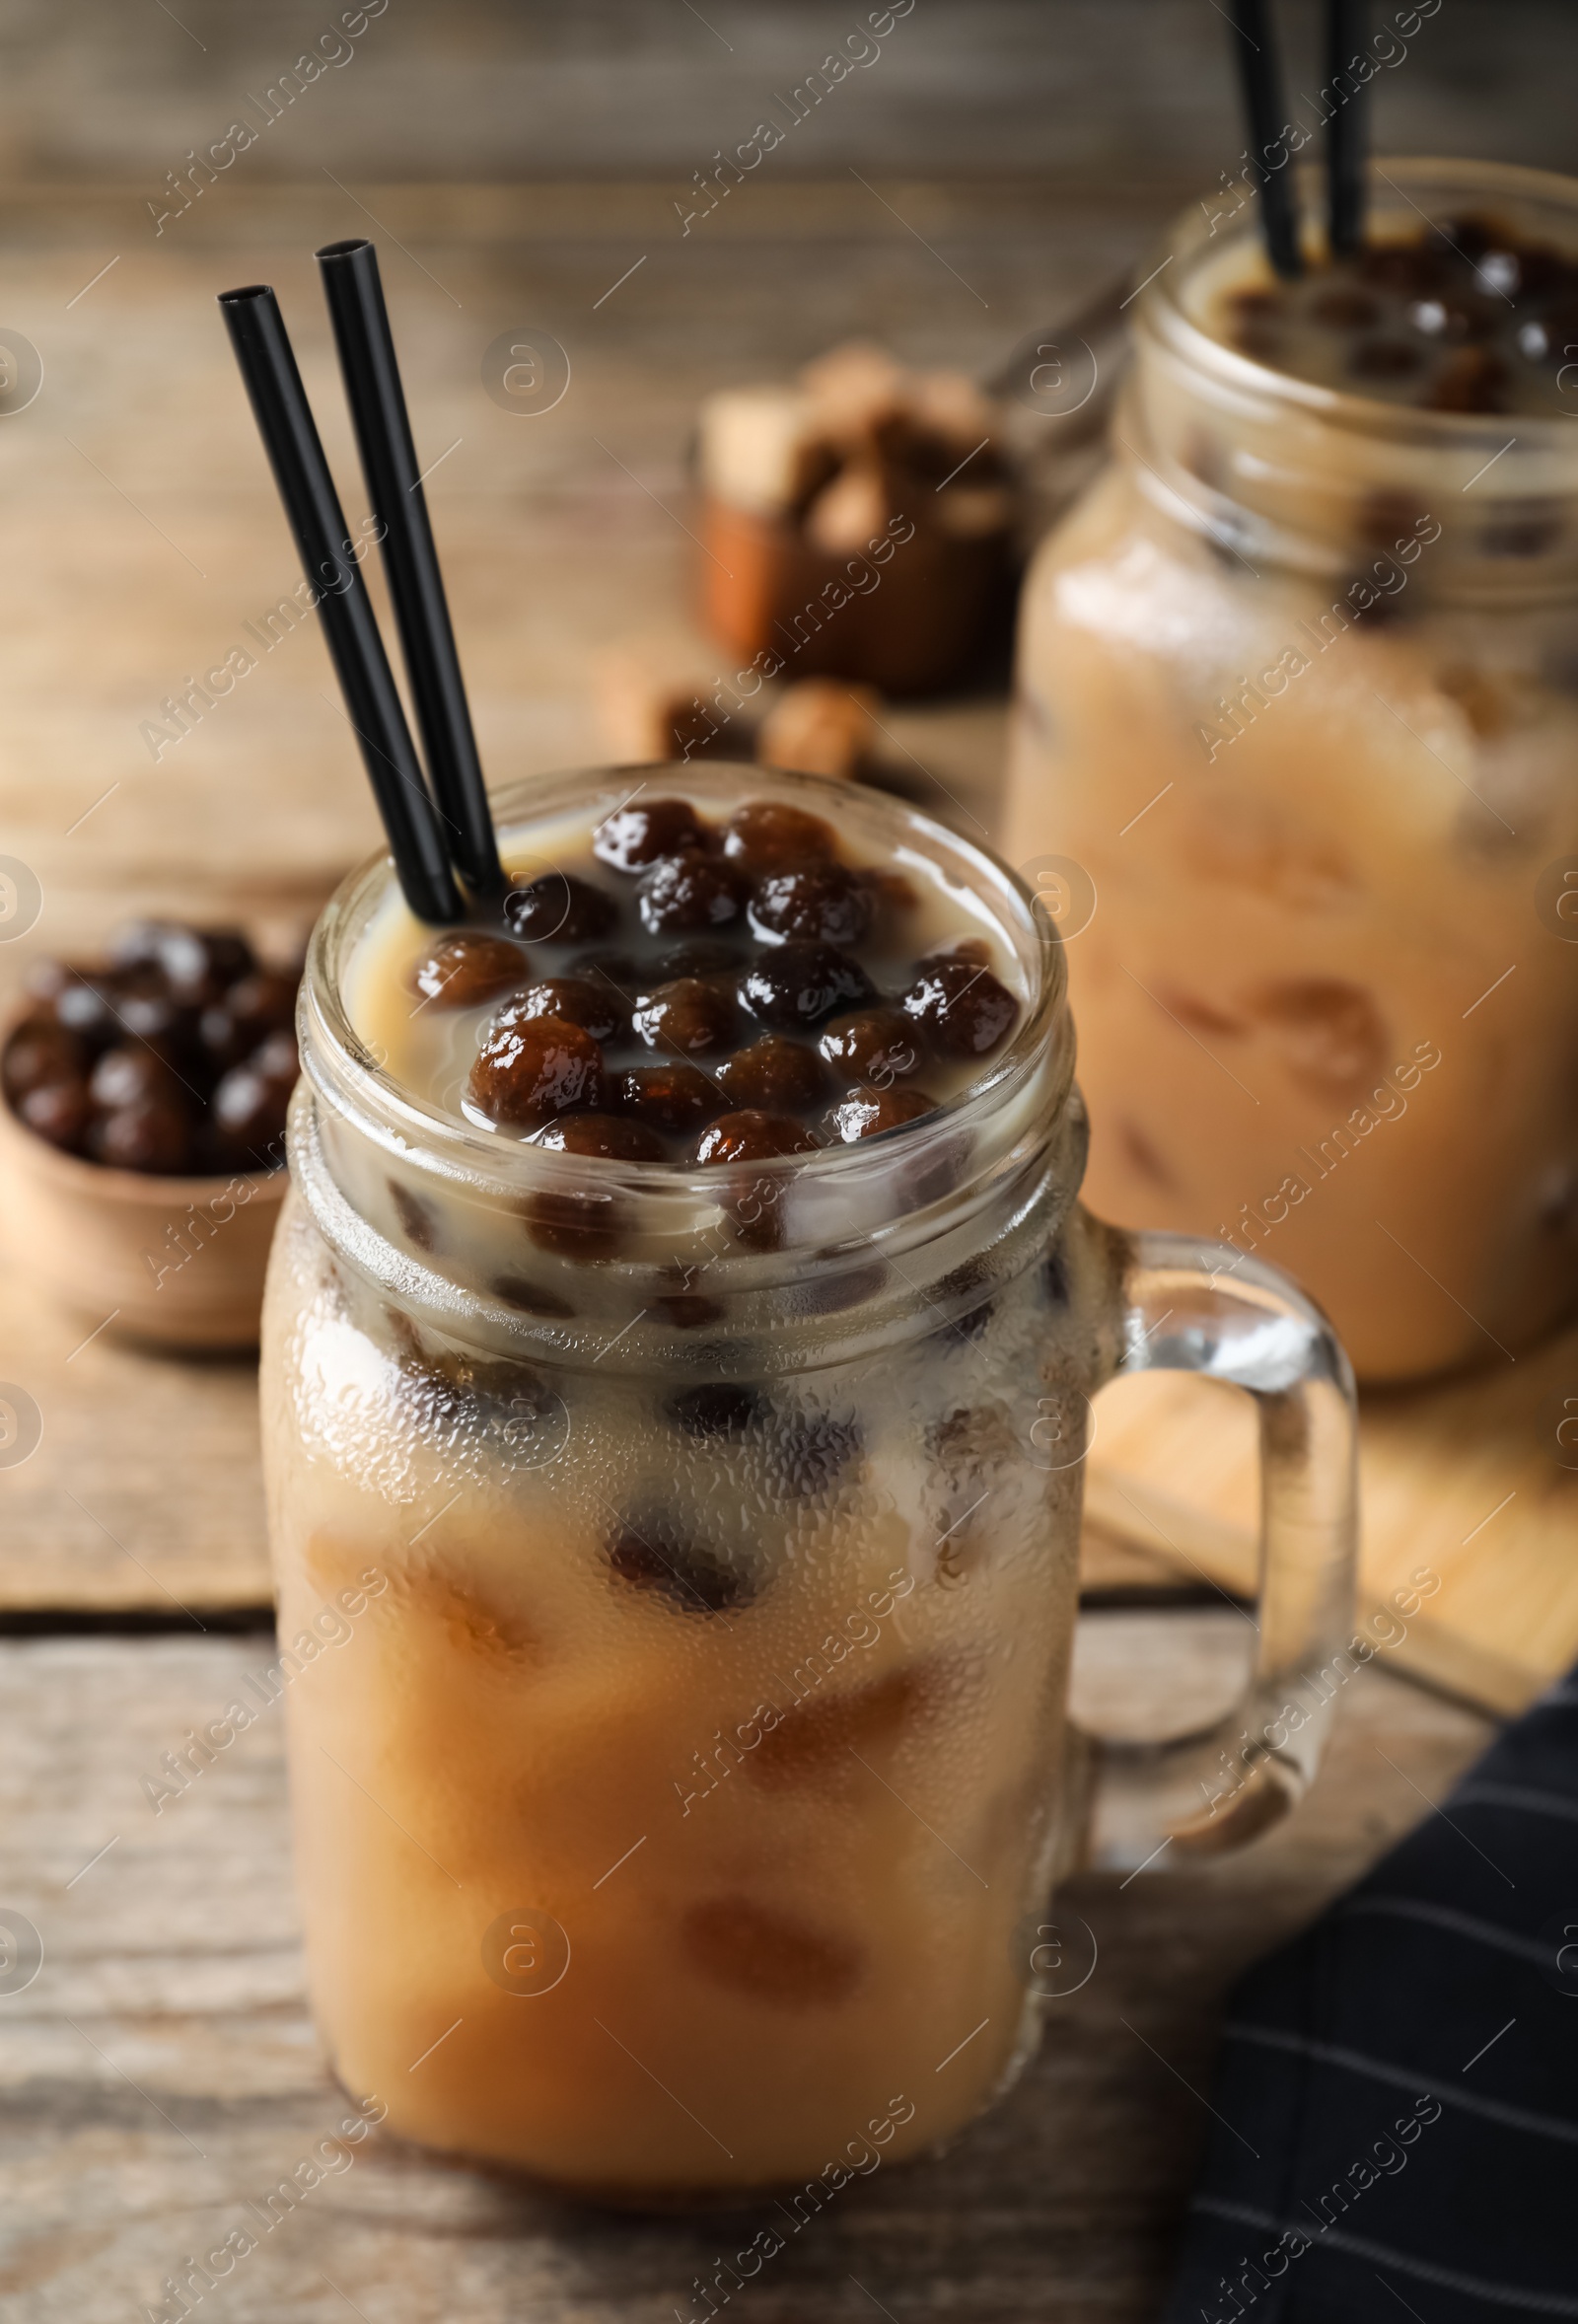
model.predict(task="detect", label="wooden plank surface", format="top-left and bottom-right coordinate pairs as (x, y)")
top-left (1087, 1325), bottom-right (1578, 1717)
top-left (0, 1626), bottom-right (1493, 2324)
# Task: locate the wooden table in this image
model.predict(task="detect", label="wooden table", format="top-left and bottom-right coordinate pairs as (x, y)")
top-left (0, 176), bottom-right (1505, 2322)
top-left (0, 1627), bottom-right (1491, 2323)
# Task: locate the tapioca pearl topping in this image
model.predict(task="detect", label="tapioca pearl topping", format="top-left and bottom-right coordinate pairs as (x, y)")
top-left (818, 1006), bottom-right (926, 1084)
top-left (631, 977), bottom-right (738, 1056)
top-left (637, 851), bottom-right (747, 935)
top-left (503, 873), bottom-right (617, 945)
top-left (531, 1111), bottom-right (667, 1162)
top-left (695, 1110), bottom-right (822, 1165)
top-left (614, 1061), bottom-right (725, 1136)
top-left (748, 861), bottom-right (874, 948)
top-left (607, 1512), bottom-right (751, 1612)
top-left (899, 953), bottom-right (1019, 1057)
top-left (824, 1087), bottom-right (939, 1142)
top-left (594, 797), bottom-right (708, 872)
top-left (497, 977), bottom-right (630, 1045)
top-left (723, 799), bottom-right (837, 869)
top-left (737, 942), bottom-right (877, 1032)
top-left (467, 1014), bottom-right (605, 1127)
top-left (714, 1035), bottom-right (827, 1113)
top-left (645, 939), bottom-right (746, 986)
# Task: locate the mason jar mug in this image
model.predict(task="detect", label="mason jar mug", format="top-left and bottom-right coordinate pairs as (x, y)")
top-left (1006, 159), bottom-right (1578, 1382)
top-left (261, 763), bottom-right (1356, 2201)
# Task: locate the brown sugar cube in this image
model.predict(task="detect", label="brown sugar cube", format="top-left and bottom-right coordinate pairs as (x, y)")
top-left (756, 680), bottom-right (881, 782)
top-left (597, 649), bottom-right (746, 765)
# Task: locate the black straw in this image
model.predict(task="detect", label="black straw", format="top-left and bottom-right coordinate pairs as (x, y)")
top-left (1225, 0), bottom-right (1304, 279)
top-left (316, 240), bottom-right (503, 901)
top-left (219, 284), bottom-right (463, 925)
top-left (1326, 0), bottom-right (1369, 255)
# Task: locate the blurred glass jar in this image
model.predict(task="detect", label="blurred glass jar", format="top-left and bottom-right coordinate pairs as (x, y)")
top-left (1004, 160), bottom-right (1578, 1383)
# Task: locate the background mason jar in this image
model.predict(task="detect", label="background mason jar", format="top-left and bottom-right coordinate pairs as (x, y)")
top-left (1006, 159), bottom-right (1578, 1384)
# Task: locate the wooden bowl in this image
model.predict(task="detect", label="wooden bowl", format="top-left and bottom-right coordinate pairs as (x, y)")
top-left (0, 1082), bottom-right (288, 1349)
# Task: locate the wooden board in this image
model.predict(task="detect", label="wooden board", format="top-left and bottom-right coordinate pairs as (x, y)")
top-left (0, 1629), bottom-right (1492, 2324)
top-left (1087, 1323), bottom-right (1578, 1717)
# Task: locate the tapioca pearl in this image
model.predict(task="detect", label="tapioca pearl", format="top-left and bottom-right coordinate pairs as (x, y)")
top-left (210, 1061), bottom-right (289, 1167)
top-left (408, 930), bottom-right (527, 1007)
top-left (53, 976), bottom-right (126, 1051)
top-left (111, 919), bottom-right (255, 1005)
top-left (198, 969), bottom-right (298, 1068)
top-left (637, 850), bottom-right (746, 936)
top-left (748, 860), bottom-right (874, 948)
top-left (388, 1179), bottom-right (438, 1251)
top-left (571, 949), bottom-right (643, 999)
top-left (23, 959), bottom-right (70, 1010)
top-left (723, 799), bottom-right (836, 869)
top-left (1042, 1242), bottom-right (1071, 1306)
top-left (532, 1112), bottom-right (666, 1162)
top-left (498, 976), bottom-right (629, 1045)
top-left (680, 1896), bottom-right (864, 2007)
top-left (605, 1511), bottom-right (751, 1612)
top-left (696, 1110), bottom-right (820, 1252)
top-left (491, 1273), bottom-right (575, 1319)
top-left (1408, 288), bottom-right (1501, 343)
top-left (522, 1186), bottom-right (629, 1263)
top-left (112, 972), bottom-right (200, 1067)
top-left (819, 1007), bottom-right (925, 1084)
top-left (467, 1015), bottom-right (605, 1127)
top-left (900, 954), bottom-right (1018, 1058)
top-left (523, 1118), bottom-right (651, 1260)
top-left (2, 1020), bottom-right (87, 1099)
top-left (632, 977), bottom-right (737, 1056)
top-left (715, 1035), bottom-right (827, 1113)
top-left (737, 941), bottom-right (877, 1032)
top-left (745, 1669), bottom-right (922, 1791)
top-left (1424, 347), bottom-right (1511, 412)
top-left (18, 1077), bottom-right (91, 1150)
top-left (614, 1061), bottom-right (725, 1136)
top-left (824, 1087), bottom-right (939, 1142)
top-left (695, 1110), bottom-right (821, 1166)
top-left (504, 872), bottom-right (617, 944)
top-left (1358, 241), bottom-right (1455, 297)
top-left (666, 1382), bottom-right (765, 1439)
top-left (87, 1045), bottom-right (179, 1112)
top-left (90, 1096), bottom-right (192, 1174)
top-left (251, 1029), bottom-right (298, 1089)
top-left (650, 939), bottom-right (747, 985)
top-left (593, 797), bottom-right (707, 872)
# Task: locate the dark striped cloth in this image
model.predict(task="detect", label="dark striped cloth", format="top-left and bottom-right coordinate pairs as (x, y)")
top-left (1163, 1672), bottom-right (1578, 2323)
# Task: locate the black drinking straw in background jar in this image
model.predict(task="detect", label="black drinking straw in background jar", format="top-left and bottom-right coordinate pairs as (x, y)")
top-left (316, 239), bottom-right (504, 902)
top-left (1326, 0), bottom-right (1370, 254)
top-left (1224, 0), bottom-right (1304, 278)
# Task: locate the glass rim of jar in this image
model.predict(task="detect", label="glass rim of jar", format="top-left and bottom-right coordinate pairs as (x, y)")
top-left (300, 759), bottom-right (1074, 1217)
top-left (1135, 153), bottom-right (1578, 453)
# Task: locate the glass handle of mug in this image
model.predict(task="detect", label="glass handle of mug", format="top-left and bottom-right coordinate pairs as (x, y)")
top-left (1072, 1228), bottom-right (1358, 1868)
